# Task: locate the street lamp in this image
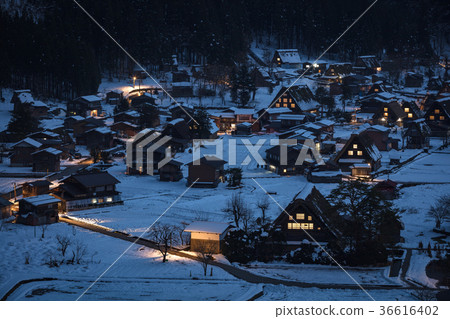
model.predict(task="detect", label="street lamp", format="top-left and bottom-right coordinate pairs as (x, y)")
top-left (133, 76), bottom-right (136, 88)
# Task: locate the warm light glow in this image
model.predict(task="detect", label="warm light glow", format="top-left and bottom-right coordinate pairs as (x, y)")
top-left (408, 113), bottom-right (413, 118)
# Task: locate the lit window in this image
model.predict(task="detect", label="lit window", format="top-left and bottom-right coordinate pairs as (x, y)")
top-left (283, 169), bottom-right (287, 173)
top-left (288, 223), bottom-right (300, 230)
top-left (283, 104), bottom-right (287, 108)
top-left (348, 150), bottom-right (354, 156)
top-left (291, 103), bottom-right (295, 108)
top-left (357, 151), bottom-right (363, 156)
top-left (353, 144), bottom-right (358, 149)
top-left (283, 98), bottom-right (288, 103)
top-left (384, 112), bottom-right (388, 117)
top-left (384, 107), bottom-right (388, 112)
top-left (289, 98), bottom-right (292, 102)
top-left (430, 115), bottom-right (435, 120)
top-left (106, 197), bottom-right (113, 203)
top-left (277, 57), bottom-right (280, 61)
top-left (296, 213), bottom-right (305, 220)
top-left (276, 103), bottom-right (280, 108)
top-left (300, 223), bottom-right (314, 230)
top-left (317, 227), bottom-right (321, 230)
top-left (92, 198), bottom-right (98, 204)
top-left (408, 113), bottom-right (413, 118)
top-left (289, 216), bottom-right (293, 220)
top-left (440, 116), bottom-right (445, 120)
top-left (307, 216), bottom-right (312, 221)
top-left (375, 89), bottom-right (379, 92)
top-left (404, 108), bottom-right (410, 112)
top-left (435, 109), bottom-right (440, 114)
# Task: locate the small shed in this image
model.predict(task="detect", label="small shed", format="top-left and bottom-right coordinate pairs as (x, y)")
top-left (16, 194), bottom-right (61, 226)
top-left (159, 159), bottom-right (183, 182)
top-left (0, 198), bottom-right (13, 219)
top-left (184, 221), bottom-right (232, 254)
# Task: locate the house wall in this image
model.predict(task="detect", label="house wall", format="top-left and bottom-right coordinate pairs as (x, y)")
top-left (10, 146), bottom-right (37, 166)
top-left (190, 238), bottom-right (221, 254)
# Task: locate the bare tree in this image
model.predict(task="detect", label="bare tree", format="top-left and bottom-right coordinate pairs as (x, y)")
top-left (40, 223), bottom-right (49, 239)
top-left (256, 196), bottom-right (271, 225)
top-left (148, 224), bottom-right (177, 263)
top-left (241, 206), bottom-right (254, 234)
top-left (56, 234), bottom-right (71, 258)
top-left (196, 241), bottom-right (215, 276)
top-left (428, 195), bottom-right (450, 229)
top-left (69, 240), bottom-right (88, 264)
top-left (223, 192), bottom-right (246, 228)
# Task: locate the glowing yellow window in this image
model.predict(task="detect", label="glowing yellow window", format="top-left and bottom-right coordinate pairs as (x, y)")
top-left (289, 216), bottom-right (293, 220)
top-left (384, 112), bottom-right (388, 117)
top-left (278, 98), bottom-right (282, 102)
top-left (296, 213), bottom-right (305, 220)
top-left (357, 151), bottom-right (363, 156)
top-left (348, 150), bottom-right (354, 156)
top-left (384, 107), bottom-right (388, 112)
top-left (277, 57), bottom-right (280, 61)
top-left (375, 89), bottom-right (379, 92)
top-left (283, 98), bottom-right (288, 103)
top-left (307, 216), bottom-right (312, 221)
top-left (353, 144), bottom-right (358, 149)
top-left (275, 103), bottom-right (280, 107)
top-left (408, 113), bottom-right (413, 118)
top-left (291, 103), bottom-right (295, 108)
top-left (288, 223), bottom-right (300, 230)
top-left (430, 115), bottom-right (435, 120)
top-left (283, 104), bottom-right (287, 108)
top-left (404, 108), bottom-right (410, 112)
top-left (440, 116), bottom-right (445, 120)
top-left (289, 98), bottom-right (292, 102)
top-left (435, 109), bottom-right (440, 114)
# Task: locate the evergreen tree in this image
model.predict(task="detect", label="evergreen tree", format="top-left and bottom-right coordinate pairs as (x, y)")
top-left (7, 104), bottom-right (41, 139)
top-left (190, 108), bottom-right (212, 139)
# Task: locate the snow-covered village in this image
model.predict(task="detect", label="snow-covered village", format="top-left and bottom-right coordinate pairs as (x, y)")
top-left (0, 0), bottom-right (450, 312)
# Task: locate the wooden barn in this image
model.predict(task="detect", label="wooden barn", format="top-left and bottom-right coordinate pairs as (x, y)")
top-left (22, 180), bottom-right (52, 198)
top-left (184, 221), bottom-right (232, 254)
top-left (10, 138), bottom-right (42, 167)
top-left (67, 95), bottom-right (103, 117)
top-left (159, 159), bottom-right (183, 182)
top-left (32, 147), bottom-right (62, 172)
top-left (16, 194), bottom-right (61, 226)
top-left (106, 89), bottom-right (124, 105)
top-left (186, 155), bottom-right (227, 188)
top-left (424, 99), bottom-right (450, 137)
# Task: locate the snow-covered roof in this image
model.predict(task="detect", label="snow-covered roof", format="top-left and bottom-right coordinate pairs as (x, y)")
top-left (278, 114), bottom-right (305, 121)
top-left (184, 221), bottom-right (231, 234)
top-left (168, 118), bottom-right (184, 125)
top-left (367, 125), bottom-right (390, 132)
top-left (172, 82), bottom-right (192, 87)
top-left (81, 95), bottom-right (102, 102)
top-left (22, 194), bottom-right (60, 206)
top-left (17, 92), bottom-right (34, 104)
top-left (316, 119), bottom-right (335, 127)
top-left (12, 137), bottom-right (42, 148)
top-left (275, 49), bottom-right (301, 64)
top-left (32, 147), bottom-right (62, 156)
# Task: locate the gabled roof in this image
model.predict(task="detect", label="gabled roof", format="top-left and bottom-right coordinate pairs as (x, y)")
top-left (80, 95), bottom-right (102, 102)
top-left (12, 137), bottom-right (42, 149)
top-left (275, 49), bottom-right (301, 64)
top-left (187, 155), bottom-right (227, 168)
top-left (184, 221), bottom-right (231, 235)
top-left (63, 172), bottom-right (120, 188)
top-left (22, 180), bottom-right (51, 187)
top-left (32, 147), bottom-right (62, 156)
top-left (334, 133), bottom-right (382, 164)
top-left (21, 194), bottom-right (60, 206)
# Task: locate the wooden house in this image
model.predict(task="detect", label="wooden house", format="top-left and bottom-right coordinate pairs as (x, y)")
top-left (269, 85), bottom-right (318, 114)
top-left (184, 221), bottom-right (232, 254)
top-left (234, 122), bottom-right (252, 136)
top-left (367, 81), bottom-right (393, 95)
top-left (210, 107), bottom-right (257, 134)
top-left (360, 92), bottom-right (397, 114)
top-left (0, 197), bottom-right (13, 219)
top-left (52, 171), bottom-right (122, 211)
top-left (401, 101), bottom-right (422, 121)
top-left (10, 138), bottom-right (42, 167)
top-left (72, 117), bottom-right (105, 139)
top-left (83, 127), bottom-right (114, 150)
top-left (374, 102), bottom-right (407, 126)
top-left (354, 55), bottom-right (381, 75)
top-left (360, 125), bottom-right (396, 151)
top-left (129, 93), bottom-right (159, 109)
top-left (273, 186), bottom-right (345, 248)
top-left (67, 95), bottom-right (102, 117)
top-left (106, 89), bottom-right (124, 105)
top-left (172, 82), bottom-right (193, 97)
top-left (333, 133), bottom-right (381, 173)
top-left (279, 114), bottom-right (307, 129)
top-left (272, 49), bottom-right (301, 68)
top-left (110, 121), bottom-right (139, 137)
top-left (265, 144), bottom-right (315, 176)
top-left (404, 72), bottom-right (424, 88)
top-left (350, 163), bottom-right (372, 178)
top-left (424, 99), bottom-right (450, 137)
top-left (161, 118), bottom-right (191, 152)
top-left (342, 74), bottom-right (371, 96)
top-left (32, 147), bottom-right (62, 172)
top-left (159, 159), bottom-right (183, 182)
top-left (169, 103), bottom-right (195, 122)
top-left (374, 179), bottom-right (398, 200)
top-left (113, 111), bottom-right (140, 126)
top-left (404, 119), bottom-right (431, 149)
top-left (126, 129), bottom-right (170, 175)
top-left (302, 61), bottom-right (327, 74)
top-left (324, 63), bottom-right (353, 77)
top-left (256, 108), bottom-right (292, 128)
top-left (187, 155), bottom-right (227, 188)
top-left (12, 91), bottom-right (49, 119)
top-left (22, 180), bottom-right (52, 198)
top-left (16, 194), bottom-right (61, 226)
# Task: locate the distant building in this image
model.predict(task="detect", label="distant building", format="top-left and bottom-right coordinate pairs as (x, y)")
top-left (265, 144), bottom-right (314, 176)
top-left (159, 159), bottom-right (183, 182)
top-left (22, 180), bottom-right (52, 198)
top-left (269, 85), bottom-right (318, 114)
top-left (10, 138), bottom-right (42, 167)
top-left (32, 147), bottom-right (62, 172)
top-left (0, 198), bottom-right (13, 219)
top-left (333, 133), bottom-right (382, 173)
top-left (83, 127), bottom-right (114, 150)
top-left (354, 55), bottom-right (381, 75)
top-left (67, 95), bottom-right (103, 117)
top-left (171, 82), bottom-right (193, 97)
top-left (272, 49), bottom-right (301, 68)
top-left (52, 171), bottom-right (122, 211)
top-left (424, 99), bottom-right (450, 137)
top-left (105, 89), bottom-right (124, 105)
top-left (186, 155), bottom-right (227, 188)
top-left (404, 119), bottom-right (431, 149)
top-left (184, 221), bottom-right (232, 254)
top-left (114, 111), bottom-right (140, 126)
top-left (404, 72), bottom-right (424, 88)
top-left (360, 125), bottom-right (396, 151)
top-left (16, 194), bottom-right (61, 226)
top-left (110, 121), bottom-right (139, 137)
